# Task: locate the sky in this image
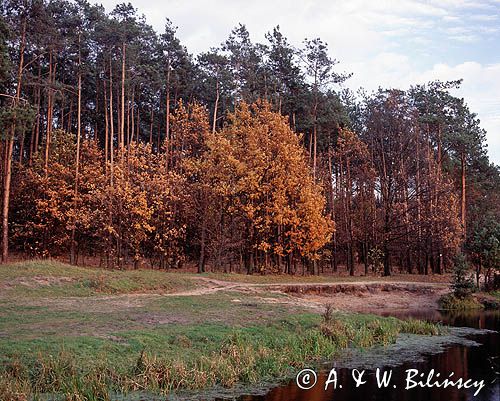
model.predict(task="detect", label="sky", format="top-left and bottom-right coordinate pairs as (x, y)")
top-left (98, 0), bottom-right (500, 165)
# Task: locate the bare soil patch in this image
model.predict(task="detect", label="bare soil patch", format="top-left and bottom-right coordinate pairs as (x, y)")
top-left (19, 293), bottom-right (161, 312)
top-left (1, 275), bottom-right (76, 289)
top-left (8, 277), bottom-right (450, 342)
top-left (165, 277), bottom-right (449, 313)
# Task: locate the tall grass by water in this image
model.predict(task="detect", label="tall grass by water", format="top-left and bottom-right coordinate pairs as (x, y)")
top-left (0, 310), bottom-right (444, 401)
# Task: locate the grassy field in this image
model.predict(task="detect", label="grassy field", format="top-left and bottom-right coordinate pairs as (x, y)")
top-left (0, 260), bottom-right (199, 297)
top-left (0, 260), bottom-right (444, 400)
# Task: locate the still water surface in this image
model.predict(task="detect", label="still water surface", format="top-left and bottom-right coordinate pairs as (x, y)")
top-left (234, 310), bottom-right (499, 401)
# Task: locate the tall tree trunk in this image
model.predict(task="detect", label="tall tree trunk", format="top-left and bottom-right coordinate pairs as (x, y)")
top-left (126, 94), bottom-right (131, 149)
top-left (120, 42), bottom-right (126, 159)
top-left (328, 153), bottom-right (338, 272)
top-left (103, 76), bottom-right (109, 174)
top-left (2, 137), bottom-right (14, 262)
top-left (312, 75), bottom-right (318, 181)
top-left (2, 8), bottom-right (26, 262)
top-left (45, 50), bottom-right (54, 176)
top-left (198, 212), bottom-right (207, 273)
top-left (345, 156), bottom-right (354, 276)
top-left (136, 99), bottom-right (140, 143)
top-left (109, 56), bottom-right (114, 185)
top-left (149, 106), bottom-right (154, 145)
top-left (70, 35), bottom-right (82, 265)
top-left (30, 59), bottom-right (42, 165)
top-left (212, 79), bottom-right (219, 133)
top-left (415, 123), bottom-right (422, 274)
top-left (165, 59), bottom-right (171, 167)
top-left (94, 79), bottom-right (99, 142)
top-left (313, 126), bottom-right (317, 181)
top-left (18, 130), bottom-right (24, 165)
top-left (461, 151), bottom-right (466, 239)
top-left (383, 203), bottom-right (391, 276)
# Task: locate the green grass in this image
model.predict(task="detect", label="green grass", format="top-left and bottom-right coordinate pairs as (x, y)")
top-left (0, 260), bottom-right (445, 400)
top-left (0, 260), bottom-right (449, 300)
top-left (0, 260), bottom-right (197, 297)
top-left (0, 312), bottom-right (444, 400)
top-left (438, 293), bottom-right (484, 310)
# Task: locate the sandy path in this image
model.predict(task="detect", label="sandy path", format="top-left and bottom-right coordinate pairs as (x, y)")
top-left (170, 276), bottom-right (448, 294)
top-left (167, 277), bottom-right (449, 312)
top-left (15, 277), bottom-right (450, 314)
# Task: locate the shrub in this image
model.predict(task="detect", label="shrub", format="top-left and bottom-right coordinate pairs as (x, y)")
top-left (451, 253), bottom-right (476, 299)
top-left (438, 293), bottom-right (483, 310)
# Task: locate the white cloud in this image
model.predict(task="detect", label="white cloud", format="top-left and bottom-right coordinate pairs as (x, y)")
top-left (347, 57), bottom-right (500, 164)
top-left (470, 14), bottom-right (499, 21)
top-left (442, 15), bottom-right (461, 21)
top-left (449, 34), bottom-right (480, 42)
top-left (96, 0), bottom-right (500, 163)
top-left (419, 62), bottom-right (500, 163)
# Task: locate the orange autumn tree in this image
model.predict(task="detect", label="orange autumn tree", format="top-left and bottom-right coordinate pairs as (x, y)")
top-left (170, 102), bottom-right (219, 273)
top-left (93, 142), bottom-right (187, 270)
top-left (12, 130), bottom-right (76, 257)
top-left (199, 101), bottom-right (333, 274)
top-left (11, 130), bottom-right (105, 258)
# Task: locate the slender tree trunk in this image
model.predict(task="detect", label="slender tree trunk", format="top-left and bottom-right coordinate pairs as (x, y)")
top-left (383, 202), bottom-right (391, 276)
top-left (70, 35), bottom-right (82, 265)
top-left (30, 59), bottom-right (42, 165)
top-left (157, 119), bottom-right (160, 153)
top-left (308, 132), bottom-right (313, 160)
top-left (18, 130), bottom-right (25, 165)
top-left (109, 56), bottom-right (114, 185)
top-left (461, 151), bottom-right (466, 239)
top-left (2, 137), bottom-right (14, 262)
top-left (2, 9), bottom-right (26, 262)
top-left (94, 79), bottom-right (99, 142)
top-left (328, 153), bottom-right (338, 272)
top-left (103, 76), bottom-right (109, 174)
top-left (45, 50), bottom-right (54, 176)
top-left (60, 95), bottom-right (65, 131)
top-left (363, 240), bottom-right (369, 275)
top-left (126, 94), bottom-right (131, 149)
top-left (149, 106), bottom-right (154, 145)
top-left (346, 158), bottom-right (354, 276)
top-left (415, 123), bottom-right (422, 274)
top-left (212, 79), bottom-right (219, 133)
top-left (135, 93), bottom-right (140, 143)
top-left (165, 59), bottom-right (171, 167)
top-left (198, 212), bottom-right (207, 273)
top-left (312, 76), bottom-right (318, 181)
top-left (313, 126), bottom-right (317, 181)
top-left (67, 98), bottom-right (73, 133)
top-left (313, 259), bottom-right (319, 275)
top-left (120, 42), bottom-right (126, 159)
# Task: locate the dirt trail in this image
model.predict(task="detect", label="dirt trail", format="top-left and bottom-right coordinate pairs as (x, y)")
top-left (168, 277), bottom-right (449, 312)
top-left (16, 276), bottom-right (450, 314)
top-left (170, 276), bottom-right (447, 295)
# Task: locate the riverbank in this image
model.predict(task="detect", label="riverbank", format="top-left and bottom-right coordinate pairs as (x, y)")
top-left (0, 260), bottom-right (449, 400)
top-left (438, 292), bottom-right (500, 311)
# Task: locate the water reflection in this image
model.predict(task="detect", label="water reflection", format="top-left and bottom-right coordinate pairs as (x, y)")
top-left (234, 310), bottom-right (499, 401)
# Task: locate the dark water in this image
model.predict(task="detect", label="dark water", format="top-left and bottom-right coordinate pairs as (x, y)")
top-left (235, 310), bottom-right (499, 401)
